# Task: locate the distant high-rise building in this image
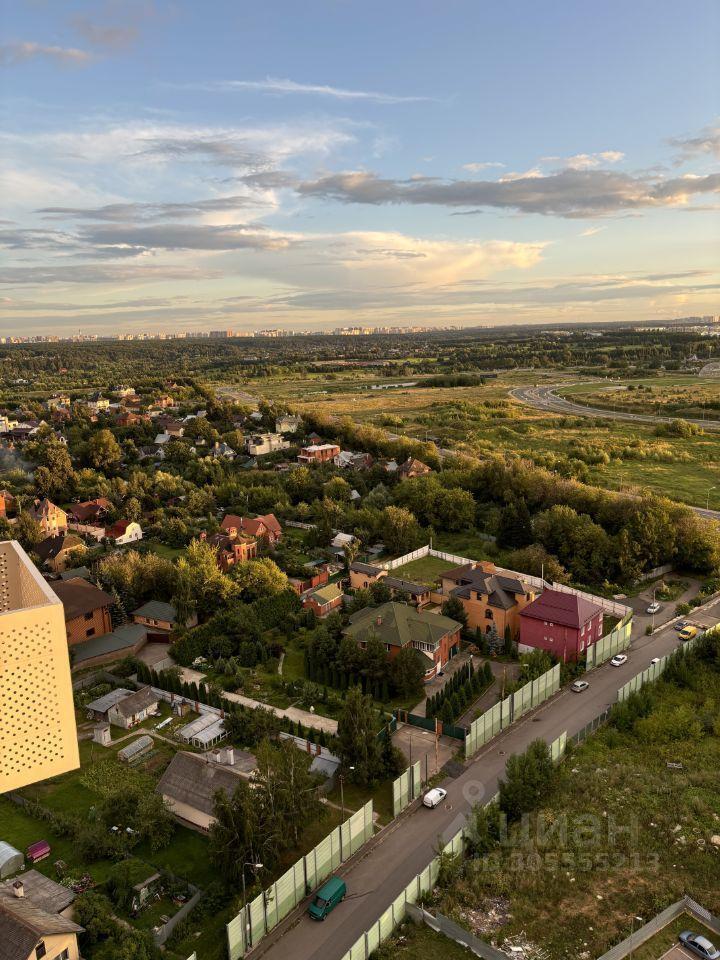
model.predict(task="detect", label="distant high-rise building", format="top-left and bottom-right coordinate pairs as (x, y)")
top-left (0, 541), bottom-right (79, 792)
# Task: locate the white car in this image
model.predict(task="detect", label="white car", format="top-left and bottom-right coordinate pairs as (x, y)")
top-left (571, 680), bottom-right (589, 693)
top-left (646, 601), bottom-right (661, 615)
top-left (422, 788), bottom-right (447, 809)
top-left (610, 654), bottom-right (628, 667)
top-left (650, 657), bottom-right (661, 664)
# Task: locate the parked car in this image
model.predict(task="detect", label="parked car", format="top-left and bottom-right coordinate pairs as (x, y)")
top-left (610, 654), bottom-right (628, 667)
top-left (422, 787), bottom-right (447, 809)
top-left (646, 601), bottom-right (661, 614)
top-left (674, 620), bottom-right (691, 632)
top-left (650, 657), bottom-right (661, 664)
top-left (308, 876), bottom-right (346, 921)
top-left (570, 680), bottom-right (589, 693)
top-left (679, 931), bottom-right (720, 959)
top-left (679, 625), bottom-right (698, 641)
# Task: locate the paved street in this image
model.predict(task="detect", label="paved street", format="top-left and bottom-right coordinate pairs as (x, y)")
top-left (254, 603), bottom-right (718, 960)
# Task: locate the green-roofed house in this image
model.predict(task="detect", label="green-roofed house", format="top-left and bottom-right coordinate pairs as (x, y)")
top-left (132, 599), bottom-right (198, 637)
top-left (344, 601), bottom-right (461, 682)
top-left (303, 581), bottom-right (344, 618)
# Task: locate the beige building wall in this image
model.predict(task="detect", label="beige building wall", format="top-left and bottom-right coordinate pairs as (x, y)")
top-left (0, 541), bottom-right (80, 792)
top-left (22, 932), bottom-right (80, 960)
top-left (162, 795), bottom-right (214, 831)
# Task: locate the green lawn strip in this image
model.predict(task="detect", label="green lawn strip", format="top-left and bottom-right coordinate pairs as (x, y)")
top-left (325, 778), bottom-right (394, 826)
top-left (141, 540), bottom-right (185, 561)
top-left (134, 825), bottom-right (215, 889)
top-left (629, 914), bottom-right (719, 960)
top-left (390, 555), bottom-right (456, 585)
top-left (371, 920), bottom-right (475, 959)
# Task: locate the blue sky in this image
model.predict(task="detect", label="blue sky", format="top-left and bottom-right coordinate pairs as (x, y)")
top-left (1, 0), bottom-right (718, 335)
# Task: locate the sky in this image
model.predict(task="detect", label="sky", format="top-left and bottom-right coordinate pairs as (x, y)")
top-left (0, 0), bottom-right (718, 337)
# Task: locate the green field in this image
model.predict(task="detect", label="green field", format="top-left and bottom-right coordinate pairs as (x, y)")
top-left (391, 555), bottom-right (456, 585)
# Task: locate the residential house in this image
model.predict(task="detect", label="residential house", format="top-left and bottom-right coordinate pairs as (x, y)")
top-left (349, 561), bottom-right (386, 591)
top-left (220, 513), bottom-right (282, 545)
top-left (0, 489), bottom-right (16, 518)
top-left (86, 393), bottom-right (110, 416)
top-left (344, 601), bottom-right (461, 682)
top-left (107, 686), bottom-right (160, 729)
top-left (519, 588), bottom-right (604, 662)
top-left (377, 458), bottom-right (399, 473)
top-left (105, 520), bottom-right (143, 545)
top-left (0, 869), bottom-right (77, 918)
top-left (382, 576), bottom-right (431, 608)
top-left (0, 895), bottom-right (83, 960)
top-left (335, 451), bottom-right (373, 471)
top-left (70, 622), bottom-right (148, 670)
top-left (297, 443), bottom-right (340, 465)
top-left (210, 441), bottom-right (236, 460)
top-left (303, 582), bottom-right (344, 618)
top-left (46, 395), bottom-right (70, 412)
top-left (244, 433), bottom-right (290, 456)
top-left (288, 566), bottom-right (329, 595)
top-left (439, 561), bottom-right (536, 637)
top-left (67, 498), bottom-right (112, 540)
top-left (29, 498), bottom-right (67, 537)
top-left (113, 385), bottom-right (136, 398)
top-left (398, 457), bottom-right (432, 480)
top-left (156, 751), bottom-right (252, 831)
top-left (275, 414), bottom-right (303, 434)
top-left (204, 531), bottom-right (258, 572)
top-left (35, 533), bottom-right (84, 573)
top-left (116, 410), bottom-right (145, 427)
top-left (132, 600), bottom-right (197, 636)
top-left (51, 577), bottom-right (114, 645)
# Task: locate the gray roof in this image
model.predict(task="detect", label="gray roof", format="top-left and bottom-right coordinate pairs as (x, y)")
top-left (156, 752), bottom-right (245, 816)
top-left (109, 686), bottom-right (159, 719)
top-left (444, 564), bottom-right (530, 611)
top-left (383, 576), bottom-right (430, 597)
top-left (59, 566), bottom-right (91, 581)
top-left (0, 844), bottom-right (22, 875)
top-left (350, 561), bottom-right (383, 576)
top-left (71, 623), bottom-right (147, 664)
top-left (0, 897), bottom-right (82, 960)
top-left (86, 687), bottom-right (132, 714)
top-left (132, 600), bottom-right (177, 622)
top-left (0, 870), bottom-right (75, 914)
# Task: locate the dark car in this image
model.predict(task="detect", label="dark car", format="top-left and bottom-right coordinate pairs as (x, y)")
top-left (679, 931), bottom-right (720, 959)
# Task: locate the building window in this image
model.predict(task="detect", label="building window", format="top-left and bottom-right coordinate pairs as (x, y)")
top-left (36, 944), bottom-right (47, 960)
top-left (86, 627), bottom-right (96, 638)
top-left (84, 611), bottom-right (94, 621)
top-left (485, 609), bottom-right (493, 620)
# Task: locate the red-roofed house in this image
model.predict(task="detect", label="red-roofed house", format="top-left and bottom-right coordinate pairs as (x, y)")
top-left (105, 520), bottom-right (143, 546)
top-left (220, 513), bottom-right (282, 545)
top-left (519, 589), bottom-right (604, 662)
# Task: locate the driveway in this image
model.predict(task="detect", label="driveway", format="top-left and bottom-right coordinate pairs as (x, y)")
top-left (392, 723), bottom-right (457, 780)
top-left (457, 659), bottom-right (521, 727)
top-left (254, 598), bottom-right (720, 960)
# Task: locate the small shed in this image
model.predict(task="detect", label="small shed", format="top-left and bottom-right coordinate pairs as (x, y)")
top-left (0, 843), bottom-right (23, 879)
top-left (118, 735), bottom-right (153, 763)
top-left (93, 723), bottom-right (112, 746)
top-left (26, 840), bottom-right (50, 864)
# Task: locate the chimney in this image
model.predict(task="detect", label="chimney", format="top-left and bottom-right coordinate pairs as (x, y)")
top-left (376, 616), bottom-right (382, 626)
top-left (13, 881), bottom-right (24, 899)
top-left (225, 747), bottom-right (235, 765)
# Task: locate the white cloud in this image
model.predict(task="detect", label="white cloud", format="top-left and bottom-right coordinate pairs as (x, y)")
top-left (175, 77), bottom-right (432, 104)
top-left (0, 41), bottom-right (93, 67)
top-left (462, 161), bottom-right (505, 172)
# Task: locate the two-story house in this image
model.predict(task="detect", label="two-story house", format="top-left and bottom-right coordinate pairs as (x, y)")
top-left (439, 561), bottom-right (536, 637)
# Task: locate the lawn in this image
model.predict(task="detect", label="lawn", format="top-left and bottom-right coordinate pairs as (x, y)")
top-left (391, 555), bottom-right (456, 585)
top-left (142, 540), bottom-right (186, 561)
top-left (629, 914), bottom-right (719, 960)
top-left (372, 920), bottom-right (476, 959)
top-left (325, 777), bottom-right (394, 826)
top-left (431, 662), bottom-right (720, 959)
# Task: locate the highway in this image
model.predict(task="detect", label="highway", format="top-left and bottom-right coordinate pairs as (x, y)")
top-left (253, 595), bottom-right (720, 960)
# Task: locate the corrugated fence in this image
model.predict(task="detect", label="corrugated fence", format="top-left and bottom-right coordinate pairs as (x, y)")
top-left (585, 612), bottom-right (633, 670)
top-left (392, 761), bottom-right (421, 818)
top-left (465, 663), bottom-right (560, 759)
top-left (617, 629), bottom-right (705, 702)
top-left (226, 801), bottom-right (374, 959)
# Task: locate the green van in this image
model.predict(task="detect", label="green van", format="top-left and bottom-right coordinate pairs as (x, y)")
top-left (308, 876), bottom-right (346, 920)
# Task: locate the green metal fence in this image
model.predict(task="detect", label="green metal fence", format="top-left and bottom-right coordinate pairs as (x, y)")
top-left (465, 663), bottom-right (560, 759)
top-left (226, 800), bottom-right (374, 959)
top-left (585, 612), bottom-right (633, 670)
top-left (616, 630), bottom-right (704, 702)
top-left (392, 761), bottom-right (421, 818)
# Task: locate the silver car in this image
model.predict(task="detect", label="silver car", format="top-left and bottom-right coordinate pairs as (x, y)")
top-left (679, 931), bottom-right (720, 959)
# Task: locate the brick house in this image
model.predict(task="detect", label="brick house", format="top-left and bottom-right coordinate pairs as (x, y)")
top-left (0, 489), bottom-right (16, 518)
top-left (397, 457), bottom-right (432, 480)
top-left (297, 443), bottom-right (340, 464)
top-left (220, 513), bottom-right (282, 545)
top-left (204, 531), bottom-right (258, 571)
top-left (132, 600), bottom-right (198, 636)
top-left (439, 561), bottom-right (536, 638)
top-left (519, 589), bottom-right (605, 662)
top-left (289, 566), bottom-right (330, 595)
top-left (51, 577), bottom-right (114, 646)
top-left (349, 561), bottom-right (386, 591)
top-left (343, 601), bottom-right (461, 682)
top-left (28, 498), bottom-right (68, 537)
top-left (302, 582), bottom-right (344, 617)
top-left (34, 533), bottom-right (84, 573)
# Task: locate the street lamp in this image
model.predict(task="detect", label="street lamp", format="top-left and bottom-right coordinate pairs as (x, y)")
top-left (338, 767), bottom-right (354, 859)
top-left (707, 485), bottom-right (716, 511)
top-left (241, 862), bottom-right (263, 949)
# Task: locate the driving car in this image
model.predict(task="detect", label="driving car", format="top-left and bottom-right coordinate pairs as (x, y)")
top-left (646, 601), bottom-right (661, 614)
top-left (678, 931), bottom-right (720, 959)
top-left (679, 625), bottom-right (698, 641)
top-left (610, 654), bottom-right (628, 667)
top-left (570, 679), bottom-right (589, 693)
top-left (422, 787), bottom-right (447, 809)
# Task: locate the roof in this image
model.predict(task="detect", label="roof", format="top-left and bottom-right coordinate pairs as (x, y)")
top-left (398, 457), bottom-right (431, 475)
top-left (520, 589), bottom-right (604, 629)
top-left (350, 561), bottom-right (383, 576)
top-left (0, 870), bottom-right (75, 914)
top-left (308, 583), bottom-right (343, 605)
top-left (302, 443), bottom-right (339, 453)
top-left (35, 533), bottom-right (83, 562)
top-left (156, 752), bottom-right (244, 816)
top-left (0, 844), bottom-right (22, 869)
top-left (59, 566), bottom-right (91, 581)
top-left (444, 563), bottom-right (530, 611)
top-left (0, 897), bottom-right (82, 960)
top-left (133, 600), bottom-right (177, 623)
top-left (106, 519), bottom-right (132, 538)
top-left (71, 623), bottom-right (147, 664)
top-left (345, 601), bottom-right (460, 649)
top-left (68, 499), bottom-right (111, 522)
top-left (109, 686), bottom-right (159, 719)
top-left (383, 576), bottom-right (430, 597)
top-left (50, 577), bottom-right (113, 620)
top-left (86, 687), bottom-right (133, 714)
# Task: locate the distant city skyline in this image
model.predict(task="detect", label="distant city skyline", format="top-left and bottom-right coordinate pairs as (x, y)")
top-left (1, 0), bottom-right (718, 336)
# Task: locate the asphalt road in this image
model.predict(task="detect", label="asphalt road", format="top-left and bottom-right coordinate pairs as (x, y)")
top-left (254, 600), bottom-right (719, 960)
